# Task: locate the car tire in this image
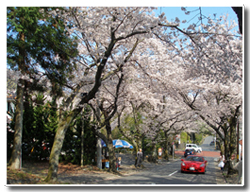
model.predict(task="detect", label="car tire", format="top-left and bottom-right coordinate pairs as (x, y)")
top-left (198, 150), bottom-right (201, 153)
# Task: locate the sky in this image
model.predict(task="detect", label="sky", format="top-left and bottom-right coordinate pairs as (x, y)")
top-left (156, 6), bottom-right (237, 20)
top-left (154, 7), bottom-right (239, 33)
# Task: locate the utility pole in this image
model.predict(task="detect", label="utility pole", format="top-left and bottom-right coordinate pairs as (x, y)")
top-left (214, 133), bottom-right (216, 150)
top-left (237, 119), bottom-right (239, 162)
top-left (81, 113), bottom-right (84, 167)
top-left (172, 142), bottom-right (174, 160)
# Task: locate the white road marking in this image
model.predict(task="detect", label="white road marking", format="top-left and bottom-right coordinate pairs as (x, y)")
top-left (168, 170), bottom-right (178, 176)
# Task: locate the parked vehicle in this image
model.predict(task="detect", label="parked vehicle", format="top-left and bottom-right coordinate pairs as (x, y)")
top-left (185, 144), bottom-right (202, 153)
top-left (181, 155), bottom-right (207, 174)
top-left (210, 141), bottom-right (215, 146)
top-left (184, 149), bottom-right (196, 158)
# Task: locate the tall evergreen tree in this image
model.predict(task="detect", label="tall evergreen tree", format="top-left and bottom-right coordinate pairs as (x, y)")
top-left (7, 7), bottom-right (78, 169)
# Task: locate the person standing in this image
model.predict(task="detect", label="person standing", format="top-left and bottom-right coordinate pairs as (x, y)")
top-left (136, 148), bottom-right (143, 168)
top-left (218, 151), bottom-right (225, 171)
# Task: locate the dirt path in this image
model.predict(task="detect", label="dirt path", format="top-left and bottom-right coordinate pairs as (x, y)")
top-left (7, 153), bottom-right (143, 184)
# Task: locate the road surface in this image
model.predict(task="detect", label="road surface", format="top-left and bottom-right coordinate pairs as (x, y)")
top-left (95, 157), bottom-right (218, 185)
top-left (202, 135), bottom-right (216, 151)
top-left (95, 136), bottom-right (221, 185)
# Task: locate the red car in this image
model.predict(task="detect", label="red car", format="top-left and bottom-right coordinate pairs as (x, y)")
top-left (181, 155), bottom-right (207, 174)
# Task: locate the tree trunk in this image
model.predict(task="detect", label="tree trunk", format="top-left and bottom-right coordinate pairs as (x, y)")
top-left (236, 120), bottom-right (239, 162)
top-left (142, 135), bottom-right (145, 160)
top-left (96, 138), bottom-right (102, 169)
top-left (164, 131), bottom-right (169, 161)
top-left (107, 142), bottom-right (116, 172)
top-left (134, 141), bottom-right (139, 155)
top-left (81, 119), bottom-right (84, 167)
top-left (9, 79), bottom-right (24, 169)
top-left (106, 122), bottom-right (116, 172)
top-left (223, 128), bottom-right (230, 172)
top-left (227, 115), bottom-right (238, 175)
top-left (44, 114), bottom-right (75, 181)
top-left (152, 143), bottom-right (157, 162)
top-left (9, 29), bottom-right (26, 170)
top-left (137, 139), bottom-right (142, 150)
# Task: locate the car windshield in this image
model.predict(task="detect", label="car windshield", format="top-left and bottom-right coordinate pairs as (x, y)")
top-left (185, 156), bottom-right (203, 162)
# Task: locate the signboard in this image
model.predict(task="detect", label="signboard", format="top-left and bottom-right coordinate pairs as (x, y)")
top-left (158, 148), bottom-right (162, 157)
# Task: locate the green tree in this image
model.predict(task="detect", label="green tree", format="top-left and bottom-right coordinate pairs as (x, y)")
top-left (7, 7), bottom-right (78, 169)
top-left (180, 132), bottom-right (190, 144)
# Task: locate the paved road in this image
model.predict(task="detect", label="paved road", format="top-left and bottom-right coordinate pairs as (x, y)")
top-left (203, 135), bottom-right (214, 145)
top-left (95, 156), bottom-right (218, 185)
top-left (201, 136), bottom-right (216, 151)
top-left (95, 136), bottom-right (220, 185)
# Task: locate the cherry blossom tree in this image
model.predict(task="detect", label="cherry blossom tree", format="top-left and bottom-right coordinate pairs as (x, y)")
top-left (115, 13), bottom-right (242, 166)
top-left (179, 83), bottom-right (242, 170)
top-left (7, 6), bottom-right (242, 183)
top-left (110, 37), bottom-right (197, 159)
top-left (87, 41), bottom-right (140, 172)
top-left (44, 7), bottom-right (185, 180)
top-left (174, 16), bottom-right (242, 174)
top-left (25, 7), bottom-right (240, 181)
